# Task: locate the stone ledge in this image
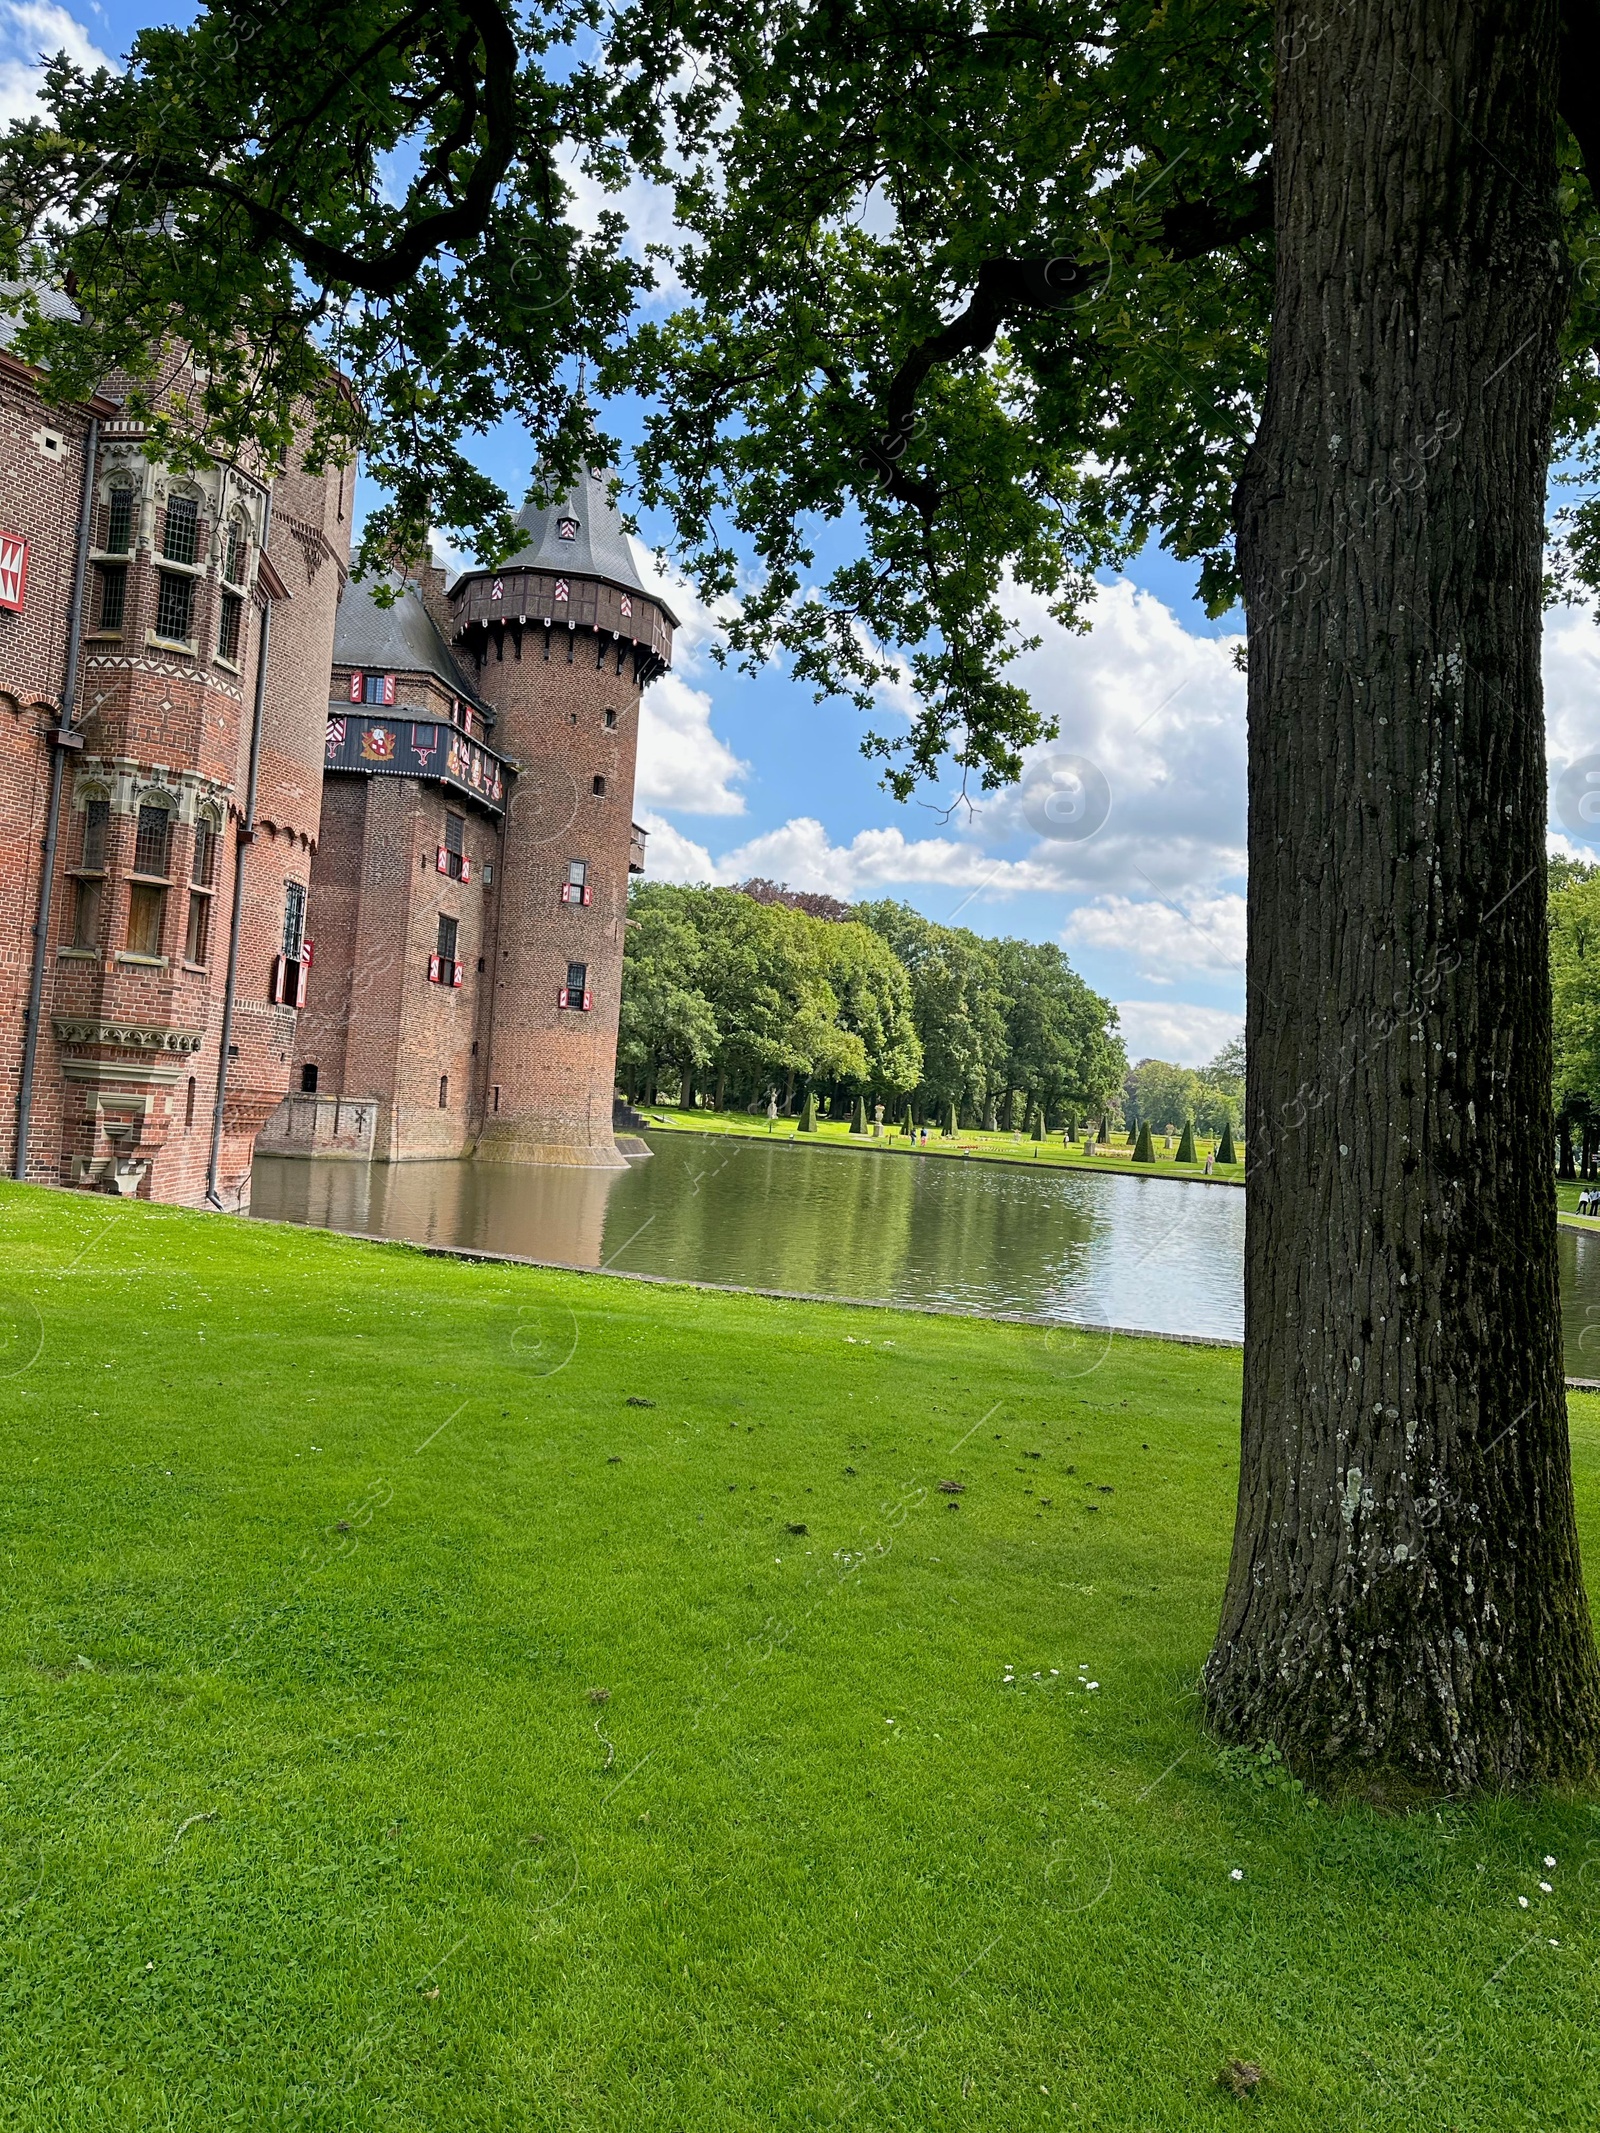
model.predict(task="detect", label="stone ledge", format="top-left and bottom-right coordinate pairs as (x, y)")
top-left (52, 1017), bottom-right (204, 1054)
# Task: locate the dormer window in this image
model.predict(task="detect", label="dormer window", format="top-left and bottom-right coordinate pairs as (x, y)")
top-left (347, 671), bottom-right (397, 705)
top-left (558, 518), bottom-right (579, 540)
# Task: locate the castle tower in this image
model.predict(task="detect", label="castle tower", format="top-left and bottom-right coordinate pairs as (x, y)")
top-left (448, 469), bottom-right (672, 1167)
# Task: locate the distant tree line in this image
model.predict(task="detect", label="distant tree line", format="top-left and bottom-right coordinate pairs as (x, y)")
top-left (1122, 1035), bottom-right (1245, 1137)
top-left (1552, 857), bottom-right (1600, 1180)
top-left (619, 883), bottom-right (1126, 1126)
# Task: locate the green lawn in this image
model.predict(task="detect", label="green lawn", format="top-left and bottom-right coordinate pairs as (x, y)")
top-left (1, 1181), bottom-right (1597, 2131)
top-left (637, 1103), bottom-right (1244, 1187)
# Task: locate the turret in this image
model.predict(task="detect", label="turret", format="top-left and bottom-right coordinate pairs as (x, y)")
top-left (448, 469), bottom-right (671, 1166)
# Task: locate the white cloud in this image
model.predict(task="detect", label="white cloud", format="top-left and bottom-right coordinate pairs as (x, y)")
top-left (636, 670), bottom-right (748, 816)
top-left (1544, 599), bottom-right (1600, 774)
top-left (705, 815), bottom-right (1105, 899)
top-left (1114, 1000), bottom-right (1243, 1068)
top-left (635, 809), bottom-right (715, 883)
top-left (0, 2), bottom-right (114, 125)
top-left (562, 159), bottom-right (687, 301)
top-left (1065, 892), bottom-right (1246, 983)
top-left (969, 577), bottom-right (1248, 892)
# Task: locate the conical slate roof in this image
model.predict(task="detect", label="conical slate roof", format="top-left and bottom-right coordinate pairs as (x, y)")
top-left (333, 572), bottom-right (479, 697)
top-left (471, 466), bottom-right (678, 624)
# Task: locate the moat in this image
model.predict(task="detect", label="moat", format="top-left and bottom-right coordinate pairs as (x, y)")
top-left (250, 1133), bottom-right (1600, 1377)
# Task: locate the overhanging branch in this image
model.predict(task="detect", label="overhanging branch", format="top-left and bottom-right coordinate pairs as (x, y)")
top-left (860, 171), bottom-right (1274, 510)
top-left (95, 0), bottom-right (521, 298)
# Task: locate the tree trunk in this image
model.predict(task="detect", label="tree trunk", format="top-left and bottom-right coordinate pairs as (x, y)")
top-left (1559, 1116), bottom-right (1576, 1181)
top-left (1210, 0), bottom-right (1600, 1787)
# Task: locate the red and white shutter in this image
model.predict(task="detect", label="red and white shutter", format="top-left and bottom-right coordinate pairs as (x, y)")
top-left (0, 532), bottom-right (29, 612)
top-left (429, 953), bottom-right (441, 983)
top-left (348, 671), bottom-right (363, 702)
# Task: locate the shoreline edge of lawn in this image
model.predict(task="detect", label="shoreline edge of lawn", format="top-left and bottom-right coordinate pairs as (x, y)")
top-left (235, 1202), bottom-right (1600, 1393)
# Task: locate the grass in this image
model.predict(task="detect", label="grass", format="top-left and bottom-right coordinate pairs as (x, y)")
top-left (636, 1103), bottom-right (1244, 1186)
top-left (1, 1180), bottom-right (1598, 2130)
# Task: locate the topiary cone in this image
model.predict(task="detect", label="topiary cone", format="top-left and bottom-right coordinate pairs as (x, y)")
top-left (1176, 1117), bottom-right (1196, 1164)
top-left (1134, 1121), bottom-right (1155, 1163)
top-left (1217, 1118), bottom-right (1237, 1164)
top-left (799, 1091), bottom-right (818, 1133)
top-left (943, 1101), bottom-right (958, 1137)
top-left (1031, 1108), bottom-right (1045, 1141)
top-left (851, 1095), bottom-right (867, 1135)
top-left (902, 1105), bottom-right (914, 1137)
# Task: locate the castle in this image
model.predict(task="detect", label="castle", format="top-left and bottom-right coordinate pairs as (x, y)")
top-left (0, 319), bottom-right (663, 1207)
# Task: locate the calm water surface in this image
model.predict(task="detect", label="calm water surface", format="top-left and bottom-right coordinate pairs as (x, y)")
top-left (251, 1133), bottom-right (1600, 1374)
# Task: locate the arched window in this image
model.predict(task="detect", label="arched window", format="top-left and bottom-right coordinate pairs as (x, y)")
top-left (185, 1076), bottom-right (196, 1129)
top-left (185, 808), bottom-right (220, 964)
top-left (439, 1074), bottom-right (449, 1109)
top-left (69, 786), bottom-right (111, 950)
top-left (133, 798), bottom-right (174, 877)
top-left (77, 787), bottom-right (110, 873)
top-left (161, 493), bottom-right (199, 565)
top-left (127, 797), bottom-right (175, 957)
top-left (222, 515), bottom-right (248, 585)
top-left (105, 484), bottom-right (137, 556)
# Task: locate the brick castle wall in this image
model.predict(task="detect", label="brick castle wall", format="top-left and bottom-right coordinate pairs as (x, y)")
top-left (0, 366), bottom-right (96, 1177)
top-left (285, 771), bottom-right (500, 1160)
top-left (0, 356), bottom-right (347, 1206)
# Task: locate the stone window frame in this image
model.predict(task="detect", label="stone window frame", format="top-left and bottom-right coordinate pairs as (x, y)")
top-left (60, 781), bottom-right (113, 958)
top-left (183, 805), bottom-right (223, 967)
top-left (118, 786), bottom-right (179, 966)
top-left (220, 509), bottom-right (251, 589)
top-left (86, 471), bottom-right (146, 641)
top-left (147, 480), bottom-right (208, 654)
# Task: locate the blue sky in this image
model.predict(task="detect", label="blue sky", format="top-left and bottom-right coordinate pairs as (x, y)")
top-left (10, 0), bottom-right (1598, 1067)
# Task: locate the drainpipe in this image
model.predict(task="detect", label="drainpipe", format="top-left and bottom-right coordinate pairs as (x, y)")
top-left (13, 415), bottom-right (97, 1182)
top-left (206, 495), bottom-right (274, 1209)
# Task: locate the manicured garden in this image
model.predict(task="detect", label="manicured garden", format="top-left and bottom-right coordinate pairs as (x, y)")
top-left (639, 1102), bottom-right (1245, 1188)
top-left (1, 1180), bottom-right (1596, 2129)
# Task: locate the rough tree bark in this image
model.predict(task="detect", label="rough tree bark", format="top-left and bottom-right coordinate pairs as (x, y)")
top-left (1205, 0), bottom-right (1600, 1785)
